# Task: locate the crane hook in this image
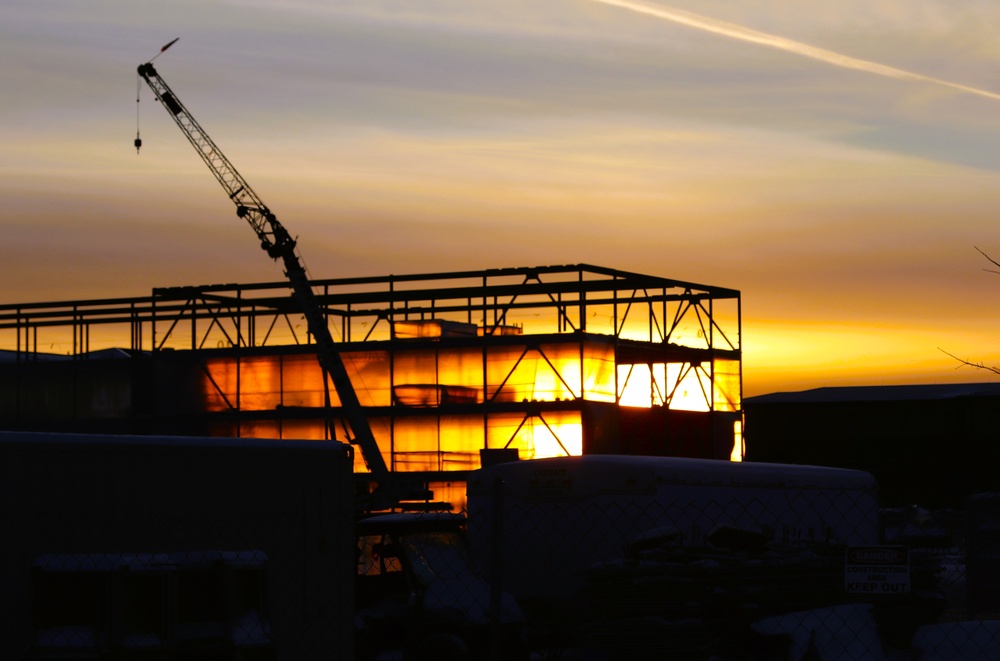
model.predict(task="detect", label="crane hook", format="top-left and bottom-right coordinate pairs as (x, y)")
top-left (135, 72), bottom-right (142, 155)
top-left (135, 36), bottom-right (179, 155)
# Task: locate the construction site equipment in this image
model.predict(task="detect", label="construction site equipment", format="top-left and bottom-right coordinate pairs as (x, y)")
top-left (136, 59), bottom-right (429, 511)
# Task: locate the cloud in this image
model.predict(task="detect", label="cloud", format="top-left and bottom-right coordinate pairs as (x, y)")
top-left (591, 0), bottom-right (1000, 102)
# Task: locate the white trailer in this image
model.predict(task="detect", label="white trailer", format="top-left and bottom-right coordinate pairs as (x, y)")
top-left (466, 455), bottom-right (879, 601)
top-left (0, 431), bottom-right (354, 661)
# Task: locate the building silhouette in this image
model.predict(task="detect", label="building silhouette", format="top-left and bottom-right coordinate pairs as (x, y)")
top-left (0, 264), bottom-right (742, 506)
top-left (744, 383), bottom-right (1000, 507)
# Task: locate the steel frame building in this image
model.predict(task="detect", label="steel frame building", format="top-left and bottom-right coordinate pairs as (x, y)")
top-left (0, 264), bottom-right (741, 503)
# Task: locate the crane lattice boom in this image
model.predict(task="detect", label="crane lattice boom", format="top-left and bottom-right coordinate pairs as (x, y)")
top-left (137, 61), bottom-right (428, 510)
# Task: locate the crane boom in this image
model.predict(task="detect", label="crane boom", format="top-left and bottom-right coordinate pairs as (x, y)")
top-left (137, 61), bottom-right (426, 509)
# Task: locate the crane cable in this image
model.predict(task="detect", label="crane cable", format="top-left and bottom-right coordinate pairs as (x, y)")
top-left (135, 73), bottom-right (142, 154)
top-left (135, 37), bottom-right (179, 155)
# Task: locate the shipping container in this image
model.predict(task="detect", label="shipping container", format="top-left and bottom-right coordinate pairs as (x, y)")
top-left (0, 431), bottom-right (354, 661)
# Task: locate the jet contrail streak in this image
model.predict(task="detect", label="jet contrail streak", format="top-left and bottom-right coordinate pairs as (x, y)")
top-left (593, 0), bottom-right (1000, 102)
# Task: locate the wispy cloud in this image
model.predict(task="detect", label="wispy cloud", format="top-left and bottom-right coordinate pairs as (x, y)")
top-left (592, 0), bottom-right (1000, 102)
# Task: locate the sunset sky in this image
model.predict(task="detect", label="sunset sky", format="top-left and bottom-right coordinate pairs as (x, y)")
top-left (4, 0), bottom-right (1000, 397)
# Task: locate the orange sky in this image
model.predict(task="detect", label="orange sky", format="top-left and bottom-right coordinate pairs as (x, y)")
top-left (4, 0), bottom-right (1000, 397)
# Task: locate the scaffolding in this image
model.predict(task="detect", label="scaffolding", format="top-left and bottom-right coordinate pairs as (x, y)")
top-left (0, 265), bottom-right (742, 492)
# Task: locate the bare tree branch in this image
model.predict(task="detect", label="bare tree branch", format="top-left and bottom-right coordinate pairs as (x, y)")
top-left (975, 245), bottom-right (1000, 275)
top-left (942, 247), bottom-right (1000, 374)
top-left (939, 348), bottom-right (1000, 376)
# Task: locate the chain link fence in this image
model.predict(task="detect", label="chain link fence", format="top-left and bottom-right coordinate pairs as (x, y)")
top-left (24, 550), bottom-right (278, 660)
top-left (353, 511), bottom-right (528, 661)
top-left (8, 435), bottom-right (1000, 661)
top-left (460, 458), bottom-right (1000, 661)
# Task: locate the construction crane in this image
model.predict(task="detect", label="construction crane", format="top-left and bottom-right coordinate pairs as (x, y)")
top-left (136, 57), bottom-right (430, 511)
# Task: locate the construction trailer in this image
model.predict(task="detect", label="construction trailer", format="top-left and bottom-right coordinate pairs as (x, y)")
top-left (0, 264), bottom-right (742, 506)
top-left (465, 455), bottom-right (887, 658)
top-left (0, 431), bottom-right (354, 661)
top-left (466, 454), bottom-right (879, 602)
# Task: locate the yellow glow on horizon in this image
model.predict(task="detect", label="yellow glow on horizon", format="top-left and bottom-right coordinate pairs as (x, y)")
top-left (202, 345), bottom-right (621, 413)
top-left (617, 363), bottom-right (715, 411)
top-left (667, 363), bottom-right (712, 412)
top-left (742, 320), bottom-right (1000, 396)
top-left (200, 332), bottom-right (737, 469)
top-left (618, 363), bottom-right (653, 407)
top-left (731, 419), bottom-right (744, 462)
top-left (525, 415), bottom-right (584, 459)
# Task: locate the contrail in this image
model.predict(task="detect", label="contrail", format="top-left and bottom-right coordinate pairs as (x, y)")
top-left (593, 0), bottom-right (1000, 102)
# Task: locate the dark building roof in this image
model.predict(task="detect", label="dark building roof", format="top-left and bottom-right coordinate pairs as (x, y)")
top-left (0, 348), bottom-right (139, 363)
top-left (746, 382), bottom-right (1000, 405)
